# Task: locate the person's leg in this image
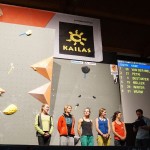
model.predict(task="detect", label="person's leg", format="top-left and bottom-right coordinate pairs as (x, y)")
top-left (87, 136), bottom-right (94, 146)
top-left (80, 136), bottom-right (88, 146)
top-left (68, 136), bottom-right (74, 146)
top-left (104, 136), bottom-right (111, 146)
top-left (114, 140), bottom-right (121, 146)
top-left (60, 136), bottom-right (68, 145)
top-left (38, 136), bottom-right (45, 146)
top-left (97, 135), bottom-right (104, 146)
top-left (135, 139), bottom-right (142, 147)
top-left (142, 139), bottom-right (150, 147)
top-left (44, 136), bottom-right (51, 146)
top-left (120, 140), bottom-right (126, 146)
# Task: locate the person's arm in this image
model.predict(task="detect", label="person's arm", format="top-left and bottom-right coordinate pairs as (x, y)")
top-left (91, 119), bottom-right (93, 129)
top-left (133, 125), bottom-right (138, 132)
top-left (106, 118), bottom-right (111, 138)
top-left (49, 116), bottom-right (54, 135)
top-left (77, 118), bottom-right (82, 136)
top-left (141, 118), bottom-right (150, 130)
top-left (57, 116), bottom-right (62, 134)
top-left (112, 121), bottom-right (122, 140)
top-left (141, 125), bottom-right (150, 130)
top-left (72, 116), bottom-right (75, 128)
top-left (95, 118), bottom-right (104, 136)
top-left (91, 119), bottom-right (94, 134)
top-left (34, 114), bottom-right (45, 135)
top-left (123, 122), bottom-right (127, 139)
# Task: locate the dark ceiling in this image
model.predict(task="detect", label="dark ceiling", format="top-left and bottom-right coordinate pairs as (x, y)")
top-left (1, 0), bottom-right (150, 59)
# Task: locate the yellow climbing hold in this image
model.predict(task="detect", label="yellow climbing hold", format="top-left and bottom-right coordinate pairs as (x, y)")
top-left (3, 104), bottom-right (18, 115)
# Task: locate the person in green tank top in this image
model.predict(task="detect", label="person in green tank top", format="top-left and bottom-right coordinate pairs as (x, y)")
top-left (77, 107), bottom-right (94, 146)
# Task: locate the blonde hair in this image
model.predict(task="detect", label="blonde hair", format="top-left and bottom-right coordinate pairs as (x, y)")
top-left (41, 103), bottom-right (48, 113)
top-left (99, 108), bottom-right (106, 117)
top-left (64, 105), bottom-right (72, 113)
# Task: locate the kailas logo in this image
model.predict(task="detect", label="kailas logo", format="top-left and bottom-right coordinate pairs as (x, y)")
top-left (66, 30), bottom-right (87, 46)
top-left (59, 22), bottom-right (95, 57)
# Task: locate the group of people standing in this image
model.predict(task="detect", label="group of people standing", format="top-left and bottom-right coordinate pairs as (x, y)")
top-left (77, 107), bottom-right (126, 146)
top-left (34, 104), bottom-right (150, 147)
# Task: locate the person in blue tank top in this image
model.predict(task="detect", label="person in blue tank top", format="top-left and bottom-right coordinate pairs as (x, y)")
top-left (95, 108), bottom-right (111, 146)
top-left (77, 107), bottom-right (94, 146)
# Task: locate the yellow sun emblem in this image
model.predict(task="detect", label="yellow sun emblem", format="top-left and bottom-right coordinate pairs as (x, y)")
top-left (66, 30), bottom-right (87, 46)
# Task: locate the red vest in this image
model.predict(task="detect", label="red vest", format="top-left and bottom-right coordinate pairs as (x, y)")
top-left (57, 115), bottom-right (75, 136)
top-left (114, 121), bottom-right (125, 140)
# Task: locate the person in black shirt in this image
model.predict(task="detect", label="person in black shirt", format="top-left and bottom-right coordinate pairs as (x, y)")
top-left (77, 107), bottom-right (94, 146)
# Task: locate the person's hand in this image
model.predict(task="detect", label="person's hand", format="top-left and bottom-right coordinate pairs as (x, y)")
top-left (120, 136), bottom-right (126, 140)
top-left (105, 133), bottom-right (110, 138)
top-left (140, 125), bottom-right (148, 130)
top-left (44, 132), bottom-right (50, 137)
top-left (102, 134), bottom-right (107, 139)
top-left (133, 126), bottom-right (137, 132)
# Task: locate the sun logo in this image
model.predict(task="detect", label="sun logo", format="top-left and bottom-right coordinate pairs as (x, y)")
top-left (66, 30), bottom-right (87, 46)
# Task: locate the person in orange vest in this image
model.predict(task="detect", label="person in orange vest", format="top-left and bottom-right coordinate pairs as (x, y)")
top-left (57, 105), bottom-right (75, 145)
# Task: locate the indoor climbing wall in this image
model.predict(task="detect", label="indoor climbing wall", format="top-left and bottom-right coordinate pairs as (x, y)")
top-left (0, 22), bottom-right (121, 146)
top-left (0, 22), bottom-right (55, 144)
top-left (0, 3), bottom-right (123, 146)
top-left (29, 57), bottom-right (54, 105)
top-left (50, 59), bottom-right (121, 145)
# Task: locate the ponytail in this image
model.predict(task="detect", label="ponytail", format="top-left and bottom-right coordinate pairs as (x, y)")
top-left (112, 111), bottom-right (120, 122)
